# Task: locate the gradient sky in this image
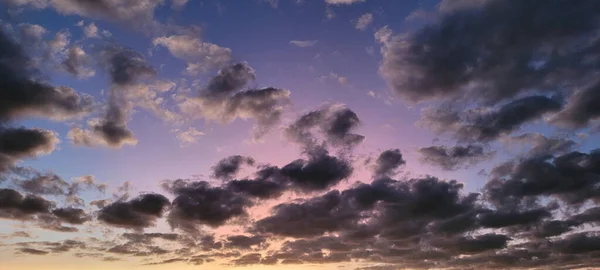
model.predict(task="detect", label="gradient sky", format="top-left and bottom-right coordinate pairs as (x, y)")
top-left (1, 0), bottom-right (600, 269)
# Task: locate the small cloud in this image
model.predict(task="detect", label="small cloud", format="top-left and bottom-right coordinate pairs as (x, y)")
top-left (325, 7), bottom-right (336, 19)
top-left (175, 127), bottom-right (205, 146)
top-left (289, 40), bottom-right (319, 47)
top-left (355, 13), bottom-right (373, 31)
top-left (325, 0), bottom-right (366, 4)
top-left (375, 25), bottom-right (392, 44)
top-left (319, 72), bottom-right (348, 85)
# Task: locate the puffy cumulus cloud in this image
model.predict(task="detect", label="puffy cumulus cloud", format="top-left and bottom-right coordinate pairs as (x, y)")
top-left (165, 180), bottom-right (254, 232)
top-left (253, 190), bottom-right (359, 238)
top-left (174, 127), bottom-right (204, 146)
top-left (98, 193), bottom-right (170, 230)
top-left (372, 149), bottom-right (405, 178)
top-left (286, 104), bottom-right (364, 149)
top-left (484, 149), bottom-right (600, 209)
top-left (153, 35), bottom-right (232, 75)
top-left (420, 96), bottom-right (562, 142)
top-left (419, 144), bottom-right (494, 171)
top-left (180, 62), bottom-right (291, 139)
top-left (0, 188), bottom-right (54, 220)
top-left (212, 155), bottom-right (255, 180)
top-left (51, 207), bottom-right (91, 224)
top-left (13, 172), bottom-right (68, 195)
top-left (355, 13), bottom-right (373, 31)
top-left (380, 0), bottom-right (600, 104)
top-left (280, 147), bottom-right (353, 192)
top-left (5, 0), bottom-right (165, 33)
top-left (68, 46), bottom-right (157, 149)
top-left (0, 127), bottom-right (58, 172)
top-left (506, 133), bottom-right (577, 158)
top-left (61, 46), bottom-right (95, 79)
top-left (0, 28), bottom-right (93, 122)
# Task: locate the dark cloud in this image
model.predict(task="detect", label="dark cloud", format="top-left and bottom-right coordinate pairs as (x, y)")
top-left (372, 149), bottom-right (405, 177)
top-left (380, 0), bottom-right (600, 104)
top-left (0, 28), bottom-right (93, 122)
top-left (507, 133), bottom-right (577, 158)
top-left (51, 207), bottom-right (91, 225)
top-left (478, 208), bottom-right (551, 229)
top-left (231, 253), bottom-right (262, 266)
top-left (212, 155), bottom-right (255, 180)
top-left (122, 233), bottom-right (179, 243)
top-left (14, 172), bottom-right (67, 195)
top-left (554, 232), bottom-right (600, 254)
top-left (254, 190), bottom-right (359, 238)
top-left (98, 193), bottom-right (170, 230)
top-left (0, 127), bottom-right (58, 172)
top-left (421, 96), bottom-right (562, 142)
top-left (280, 147), bottom-right (353, 192)
top-left (484, 149), bottom-right (600, 208)
top-left (435, 234), bottom-right (511, 254)
top-left (107, 242), bottom-right (169, 257)
top-left (19, 248), bottom-right (49, 255)
top-left (419, 144), bottom-right (493, 171)
top-left (286, 104), bottom-right (365, 148)
top-left (0, 188), bottom-right (53, 220)
top-left (224, 235), bottom-right (268, 250)
top-left (100, 47), bottom-right (156, 86)
top-left (181, 62), bottom-right (290, 139)
top-left (552, 81), bottom-right (600, 128)
top-left (165, 180), bottom-right (253, 231)
top-left (69, 46), bottom-right (155, 148)
top-left (203, 62), bottom-right (255, 99)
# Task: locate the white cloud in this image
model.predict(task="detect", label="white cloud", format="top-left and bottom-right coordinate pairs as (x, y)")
top-left (319, 72), bottom-right (348, 85)
top-left (289, 40), bottom-right (319, 47)
top-left (153, 35), bottom-right (232, 75)
top-left (325, 0), bottom-right (366, 4)
top-left (175, 127), bottom-right (205, 145)
top-left (355, 13), bottom-right (373, 31)
top-left (83, 22), bottom-right (98, 38)
top-left (374, 25), bottom-right (392, 44)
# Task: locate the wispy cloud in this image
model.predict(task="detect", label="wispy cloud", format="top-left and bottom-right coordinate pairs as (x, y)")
top-left (355, 13), bottom-right (373, 30)
top-left (289, 40), bottom-right (319, 47)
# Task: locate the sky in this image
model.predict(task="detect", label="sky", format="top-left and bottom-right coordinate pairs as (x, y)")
top-left (1, 0), bottom-right (600, 269)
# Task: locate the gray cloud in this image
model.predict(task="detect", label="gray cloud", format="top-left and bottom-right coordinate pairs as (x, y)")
top-left (286, 104), bottom-right (364, 149)
top-left (380, 0), bottom-right (600, 104)
top-left (419, 144), bottom-right (493, 171)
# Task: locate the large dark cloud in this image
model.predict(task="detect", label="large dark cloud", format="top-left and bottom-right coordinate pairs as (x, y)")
top-left (165, 180), bottom-right (253, 231)
top-left (254, 190), bottom-right (359, 238)
top-left (286, 104), bottom-right (365, 148)
top-left (380, 0), bottom-right (600, 104)
top-left (280, 147), bottom-right (353, 192)
top-left (0, 28), bottom-right (93, 122)
top-left (0, 188), bottom-right (53, 220)
top-left (484, 149), bottom-right (600, 208)
top-left (98, 193), bottom-right (170, 230)
top-left (419, 144), bottom-right (493, 171)
top-left (421, 95), bottom-right (562, 142)
top-left (0, 127), bottom-right (58, 172)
